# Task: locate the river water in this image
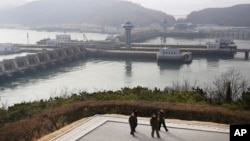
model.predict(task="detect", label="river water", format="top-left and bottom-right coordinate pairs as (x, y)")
top-left (0, 29), bottom-right (250, 106)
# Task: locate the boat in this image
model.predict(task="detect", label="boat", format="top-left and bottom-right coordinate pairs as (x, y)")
top-left (105, 34), bottom-right (120, 42)
top-left (206, 38), bottom-right (237, 51)
top-left (157, 47), bottom-right (192, 63)
top-left (0, 43), bottom-right (21, 55)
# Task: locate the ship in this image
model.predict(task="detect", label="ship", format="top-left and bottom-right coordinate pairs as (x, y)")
top-left (157, 47), bottom-right (192, 63)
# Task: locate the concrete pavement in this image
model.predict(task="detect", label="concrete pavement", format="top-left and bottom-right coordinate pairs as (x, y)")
top-left (50, 114), bottom-right (229, 141)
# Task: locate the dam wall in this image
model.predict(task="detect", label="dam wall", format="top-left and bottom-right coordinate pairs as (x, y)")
top-left (87, 49), bottom-right (156, 60)
top-left (116, 29), bottom-right (161, 43)
top-left (0, 46), bottom-right (86, 78)
top-left (116, 29), bottom-right (209, 43)
top-left (208, 31), bottom-right (250, 40)
top-left (117, 29), bottom-right (250, 44)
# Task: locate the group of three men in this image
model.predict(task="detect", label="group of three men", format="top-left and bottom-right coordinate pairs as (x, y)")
top-left (129, 108), bottom-right (168, 138)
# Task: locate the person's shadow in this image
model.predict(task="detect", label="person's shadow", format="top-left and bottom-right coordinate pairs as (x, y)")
top-left (134, 131), bottom-right (165, 141)
top-left (162, 130), bottom-right (186, 141)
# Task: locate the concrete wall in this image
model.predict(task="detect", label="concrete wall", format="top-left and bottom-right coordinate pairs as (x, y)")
top-left (209, 31), bottom-right (250, 40)
top-left (0, 46), bottom-right (86, 78)
top-left (116, 30), bottom-right (209, 43)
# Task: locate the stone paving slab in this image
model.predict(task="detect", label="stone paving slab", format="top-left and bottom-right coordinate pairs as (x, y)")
top-left (50, 114), bottom-right (229, 141)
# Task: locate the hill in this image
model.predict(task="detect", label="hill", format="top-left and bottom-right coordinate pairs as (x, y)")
top-left (186, 4), bottom-right (250, 26)
top-left (0, 0), bottom-right (175, 27)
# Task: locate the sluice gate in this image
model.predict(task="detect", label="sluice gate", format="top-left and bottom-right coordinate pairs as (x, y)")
top-left (0, 46), bottom-right (86, 78)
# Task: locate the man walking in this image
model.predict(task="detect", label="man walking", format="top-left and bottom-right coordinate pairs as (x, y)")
top-left (150, 113), bottom-right (160, 138)
top-left (158, 109), bottom-right (169, 131)
top-left (129, 112), bottom-right (137, 136)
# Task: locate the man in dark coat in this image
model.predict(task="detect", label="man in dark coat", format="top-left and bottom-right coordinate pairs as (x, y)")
top-left (129, 112), bottom-right (137, 136)
top-left (132, 108), bottom-right (138, 131)
top-left (150, 113), bottom-right (160, 138)
top-left (158, 109), bottom-right (168, 131)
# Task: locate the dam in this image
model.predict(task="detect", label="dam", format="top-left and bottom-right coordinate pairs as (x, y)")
top-left (1, 29), bottom-right (250, 107)
top-left (1, 28), bottom-right (250, 80)
top-left (0, 45), bottom-right (86, 79)
top-left (1, 41), bottom-right (249, 80)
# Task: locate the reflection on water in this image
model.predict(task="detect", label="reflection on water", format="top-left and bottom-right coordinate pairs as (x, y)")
top-left (125, 60), bottom-right (132, 77)
top-left (0, 60), bottom-right (87, 89)
top-left (0, 28), bottom-right (108, 44)
top-left (157, 61), bottom-right (185, 71)
top-left (0, 56), bottom-right (250, 106)
top-left (1, 29), bottom-right (250, 106)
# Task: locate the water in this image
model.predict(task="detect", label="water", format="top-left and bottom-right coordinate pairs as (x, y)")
top-left (0, 28), bottom-right (108, 44)
top-left (0, 52), bottom-right (34, 61)
top-left (0, 29), bottom-right (250, 106)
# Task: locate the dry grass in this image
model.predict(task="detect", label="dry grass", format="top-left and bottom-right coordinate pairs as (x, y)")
top-left (1, 100), bottom-right (249, 141)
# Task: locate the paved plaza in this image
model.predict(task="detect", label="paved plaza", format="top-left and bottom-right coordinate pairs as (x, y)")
top-left (49, 114), bottom-right (229, 141)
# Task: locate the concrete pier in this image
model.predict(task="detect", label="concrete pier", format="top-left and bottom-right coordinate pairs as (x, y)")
top-left (245, 51), bottom-right (249, 59)
top-left (15, 56), bottom-right (30, 73)
top-left (86, 46), bottom-right (237, 61)
top-left (236, 49), bottom-right (250, 60)
top-left (2, 59), bottom-right (17, 76)
top-left (87, 48), bottom-right (156, 59)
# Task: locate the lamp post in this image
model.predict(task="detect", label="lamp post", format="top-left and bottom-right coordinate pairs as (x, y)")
top-left (27, 32), bottom-right (29, 45)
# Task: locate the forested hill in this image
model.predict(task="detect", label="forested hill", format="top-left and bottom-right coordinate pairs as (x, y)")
top-left (186, 4), bottom-right (250, 26)
top-left (0, 0), bottom-right (175, 27)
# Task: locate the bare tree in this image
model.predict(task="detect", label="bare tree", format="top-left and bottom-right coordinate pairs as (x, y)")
top-left (208, 68), bottom-right (248, 103)
top-left (171, 79), bottom-right (198, 91)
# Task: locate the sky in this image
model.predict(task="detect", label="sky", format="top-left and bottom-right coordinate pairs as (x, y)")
top-left (126, 0), bottom-right (250, 18)
top-left (0, 0), bottom-right (249, 18)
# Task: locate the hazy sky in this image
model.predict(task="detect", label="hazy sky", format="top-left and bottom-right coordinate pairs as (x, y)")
top-left (126, 0), bottom-right (250, 16)
top-left (0, 0), bottom-right (249, 17)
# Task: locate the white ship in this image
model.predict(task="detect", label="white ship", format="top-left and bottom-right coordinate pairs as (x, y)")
top-left (157, 47), bottom-right (192, 63)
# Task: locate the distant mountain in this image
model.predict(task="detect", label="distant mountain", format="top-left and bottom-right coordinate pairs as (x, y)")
top-left (0, 0), bottom-right (175, 27)
top-left (186, 4), bottom-right (250, 26)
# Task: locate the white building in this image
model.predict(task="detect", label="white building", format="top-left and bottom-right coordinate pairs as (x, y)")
top-left (0, 43), bottom-right (21, 54)
top-left (159, 48), bottom-right (181, 56)
top-left (215, 38), bottom-right (234, 45)
top-left (56, 35), bottom-right (71, 42)
top-left (206, 42), bottom-right (220, 50)
top-left (45, 35), bottom-right (72, 47)
top-left (46, 40), bottom-right (59, 47)
top-left (157, 47), bottom-right (192, 63)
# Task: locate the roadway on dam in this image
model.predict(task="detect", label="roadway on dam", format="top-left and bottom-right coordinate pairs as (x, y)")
top-left (45, 115), bottom-right (229, 141)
